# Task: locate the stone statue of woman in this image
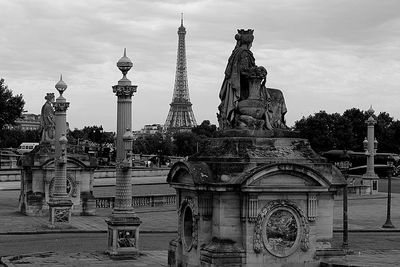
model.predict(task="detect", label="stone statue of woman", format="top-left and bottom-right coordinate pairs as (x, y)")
top-left (218, 29), bottom-right (257, 130)
top-left (218, 29), bottom-right (288, 131)
top-left (40, 93), bottom-right (55, 144)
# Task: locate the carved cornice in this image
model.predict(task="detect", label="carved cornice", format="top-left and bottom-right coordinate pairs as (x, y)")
top-left (53, 102), bottom-right (70, 112)
top-left (113, 85), bottom-right (137, 97)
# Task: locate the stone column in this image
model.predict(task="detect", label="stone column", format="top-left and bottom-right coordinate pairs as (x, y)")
top-left (106, 49), bottom-right (141, 258)
top-left (48, 75), bottom-right (73, 226)
top-left (363, 106), bottom-right (379, 194)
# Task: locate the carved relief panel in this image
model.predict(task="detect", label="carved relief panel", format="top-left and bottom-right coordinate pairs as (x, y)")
top-left (253, 200), bottom-right (310, 257)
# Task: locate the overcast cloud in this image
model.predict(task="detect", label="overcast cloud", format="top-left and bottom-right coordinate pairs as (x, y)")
top-left (1, 0), bottom-right (399, 131)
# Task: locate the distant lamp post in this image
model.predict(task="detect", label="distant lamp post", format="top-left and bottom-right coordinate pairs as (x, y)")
top-left (335, 151), bottom-right (351, 251)
top-left (382, 156), bottom-right (395, 228)
top-left (158, 140), bottom-right (162, 167)
top-left (363, 106), bottom-right (379, 195)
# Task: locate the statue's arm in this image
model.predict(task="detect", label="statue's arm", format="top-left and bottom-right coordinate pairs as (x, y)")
top-left (238, 53), bottom-right (252, 74)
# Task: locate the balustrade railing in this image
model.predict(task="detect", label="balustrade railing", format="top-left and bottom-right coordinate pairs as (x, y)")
top-left (96, 194), bottom-right (176, 209)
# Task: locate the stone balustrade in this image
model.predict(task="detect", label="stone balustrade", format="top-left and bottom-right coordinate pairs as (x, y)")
top-left (96, 194), bottom-right (176, 209)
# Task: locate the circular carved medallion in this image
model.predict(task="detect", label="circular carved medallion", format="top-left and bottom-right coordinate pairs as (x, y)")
top-left (253, 200), bottom-right (309, 257)
top-left (263, 207), bottom-right (300, 257)
top-left (49, 176), bottom-right (77, 197)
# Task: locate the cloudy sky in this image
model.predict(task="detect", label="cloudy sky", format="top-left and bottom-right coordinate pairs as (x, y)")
top-left (1, 0), bottom-right (399, 131)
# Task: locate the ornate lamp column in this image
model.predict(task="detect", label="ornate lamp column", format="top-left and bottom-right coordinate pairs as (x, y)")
top-left (382, 156), bottom-right (395, 228)
top-left (106, 49), bottom-right (141, 258)
top-left (335, 151), bottom-right (351, 252)
top-left (48, 75), bottom-right (73, 226)
top-left (362, 106), bottom-right (379, 194)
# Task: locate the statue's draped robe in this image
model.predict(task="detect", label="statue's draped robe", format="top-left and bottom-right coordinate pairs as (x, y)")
top-left (219, 46), bottom-right (288, 130)
top-left (219, 47), bottom-right (256, 128)
top-left (40, 101), bottom-right (55, 143)
top-left (262, 88), bottom-right (287, 129)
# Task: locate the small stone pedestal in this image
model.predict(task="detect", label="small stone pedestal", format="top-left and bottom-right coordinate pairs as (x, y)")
top-left (361, 175), bottom-right (379, 194)
top-left (105, 215), bottom-right (141, 258)
top-left (48, 199), bottom-right (73, 226)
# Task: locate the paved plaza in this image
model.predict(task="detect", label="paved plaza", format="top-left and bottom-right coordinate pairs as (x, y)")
top-left (1, 181), bottom-right (400, 266)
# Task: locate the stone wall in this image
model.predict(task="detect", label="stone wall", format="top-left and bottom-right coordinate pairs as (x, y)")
top-left (0, 168), bottom-right (21, 181)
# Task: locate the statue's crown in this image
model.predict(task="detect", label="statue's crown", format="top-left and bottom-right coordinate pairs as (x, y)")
top-left (237, 29), bottom-right (254, 35)
top-left (236, 29), bottom-right (254, 44)
top-left (45, 93), bottom-right (55, 101)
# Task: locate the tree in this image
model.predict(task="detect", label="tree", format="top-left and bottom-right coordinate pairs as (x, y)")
top-left (388, 120), bottom-right (400, 154)
top-left (172, 131), bottom-right (199, 156)
top-left (0, 129), bottom-right (40, 148)
top-left (192, 120), bottom-right (218, 138)
top-left (294, 111), bottom-right (337, 152)
top-left (375, 112), bottom-right (395, 153)
top-left (294, 109), bottom-right (400, 154)
top-left (0, 78), bottom-right (25, 130)
top-left (342, 108), bottom-right (368, 151)
top-left (68, 125), bottom-right (114, 145)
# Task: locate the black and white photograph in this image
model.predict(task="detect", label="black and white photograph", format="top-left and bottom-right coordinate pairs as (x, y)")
top-left (0, 0), bottom-right (399, 266)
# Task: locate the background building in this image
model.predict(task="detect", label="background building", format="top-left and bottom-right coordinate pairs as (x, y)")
top-left (8, 113), bottom-right (41, 131)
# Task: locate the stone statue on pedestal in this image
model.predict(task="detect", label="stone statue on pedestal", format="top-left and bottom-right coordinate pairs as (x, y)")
top-left (40, 93), bottom-right (55, 143)
top-left (218, 29), bottom-right (287, 131)
top-left (167, 27), bottom-right (346, 267)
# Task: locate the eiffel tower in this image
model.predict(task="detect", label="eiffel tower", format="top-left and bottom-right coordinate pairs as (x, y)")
top-left (164, 15), bottom-right (197, 132)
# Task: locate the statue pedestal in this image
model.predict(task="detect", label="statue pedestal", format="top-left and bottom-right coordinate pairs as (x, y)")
top-left (48, 199), bottom-right (73, 226)
top-left (19, 144), bottom-right (96, 217)
top-left (167, 135), bottom-right (346, 266)
top-left (362, 173), bottom-right (379, 194)
top-left (105, 213), bottom-right (141, 259)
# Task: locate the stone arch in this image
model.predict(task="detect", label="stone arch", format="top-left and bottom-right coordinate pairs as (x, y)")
top-left (242, 163), bottom-right (330, 188)
top-left (167, 161), bottom-right (214, 185)
top-left (41, 156), bottom-right (88, 169)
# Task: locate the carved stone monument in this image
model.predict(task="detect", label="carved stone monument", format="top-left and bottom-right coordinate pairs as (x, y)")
top-left (167, 29), bottom-right (346, 267)
top-left (218, 29), bottom-right (288, 133)
top-left (40, 93), bottom-right (56, 145)
top-left (19, 80), bottom-right (96, 217)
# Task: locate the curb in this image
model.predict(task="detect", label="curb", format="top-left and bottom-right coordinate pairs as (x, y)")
top-left (0, 229), bottom-right (177, 235)
top-left (0, 188), bottom-right (19, 191)
top-left (3, 228), bottom-right (399, 235)
top-left (333, 229), bottom-right (400, 233)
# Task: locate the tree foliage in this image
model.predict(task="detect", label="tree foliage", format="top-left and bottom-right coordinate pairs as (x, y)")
top-left (172, 131), bottom-right (199, 156)
top-left (294, 109), bottom-right (400, 154)
top-left (130, 120), bottom-right (219, 157)
top-left (132, 132), bottom-right (172, 156)
top-left (0, 129), bottom-right (41, 148)
top-left (192, 120), bottom-right (218, 138)
top-left (0, 78), bottom-right (25, 130)
top-left (68, 125), bottom-right (114, 145)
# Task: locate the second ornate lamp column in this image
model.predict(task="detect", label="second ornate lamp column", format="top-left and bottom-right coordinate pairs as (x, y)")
top-left (362, 106), bottom-right (379, 194)
top-left (48, 75), bottom-right (73, 226)
top-left (106, 49), bottom-right (141, 258)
